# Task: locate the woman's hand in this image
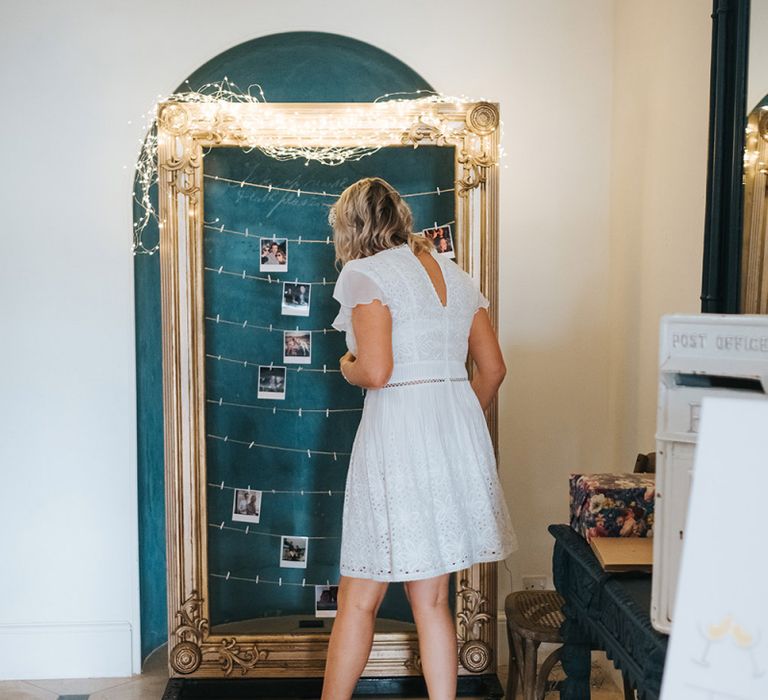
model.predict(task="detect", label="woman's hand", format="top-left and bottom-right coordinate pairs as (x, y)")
top-left (339, 351), bottom-right (356, 382)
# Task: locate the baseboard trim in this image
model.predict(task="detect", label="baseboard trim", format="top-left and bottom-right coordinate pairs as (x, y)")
top-left (0, 621), bottom-right (133, 680)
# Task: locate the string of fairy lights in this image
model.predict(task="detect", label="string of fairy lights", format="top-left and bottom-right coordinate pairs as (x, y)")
top-left (129, 77), bottom-right (500, 254)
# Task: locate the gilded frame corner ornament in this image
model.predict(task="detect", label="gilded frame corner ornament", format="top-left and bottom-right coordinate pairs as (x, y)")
top-left (157, 100), bottom-right (502, 678)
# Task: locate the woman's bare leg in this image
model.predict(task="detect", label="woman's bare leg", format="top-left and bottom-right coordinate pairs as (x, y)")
top-left (321, 575), bottom-right (389, 700)
top-left (404, 573), bottom-right (457, 700)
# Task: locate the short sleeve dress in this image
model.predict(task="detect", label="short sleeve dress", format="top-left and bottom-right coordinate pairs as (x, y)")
top-left (331, 243), bottom-right (518, 581)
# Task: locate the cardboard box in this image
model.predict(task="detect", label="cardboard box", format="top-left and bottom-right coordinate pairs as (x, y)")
top-left (590, 536), bottom-right (653, 572)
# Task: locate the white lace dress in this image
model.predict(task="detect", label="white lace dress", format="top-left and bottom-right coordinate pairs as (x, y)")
top-left (331, 243), bottom-right (518, 582)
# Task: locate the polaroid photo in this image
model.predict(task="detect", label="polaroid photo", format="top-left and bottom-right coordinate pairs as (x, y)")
top-left (280, 535), bottom-right (308, 569)
top-left (315, 584), bottom-right (339, 618)
top-left (423, 224), bottom-right (455, 259)
top-left (258, 365), bottom-right (286, 400)
top-left (232, 488), bottom-right (262, 524)
top-left (281, 282), bottom-right (311, 316)
top-left (283, 330), bottom-right (312, 364)
top-left (260, 237), bottom-right (288, 272)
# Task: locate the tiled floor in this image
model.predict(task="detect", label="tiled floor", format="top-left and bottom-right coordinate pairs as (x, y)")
top-left (0, 647), bottom-right (167, 700)
top-left (0, 646), bottom-right (624, 699)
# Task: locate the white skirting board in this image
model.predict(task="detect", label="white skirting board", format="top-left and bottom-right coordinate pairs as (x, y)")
top-left (0, 622), bottom-right (133, 680)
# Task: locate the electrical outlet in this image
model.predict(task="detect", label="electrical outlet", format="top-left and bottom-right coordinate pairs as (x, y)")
top-left (522, 575), bottom-right (547, 591)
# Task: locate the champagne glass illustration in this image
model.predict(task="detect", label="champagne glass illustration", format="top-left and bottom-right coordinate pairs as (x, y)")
top-left (731, 624), bottom-right (764, 679)
top-left (694, 615), bottom-right (732, 666)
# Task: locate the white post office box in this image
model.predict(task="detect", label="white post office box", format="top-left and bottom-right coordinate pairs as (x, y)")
top-left (652, 314), bottom-right (768, 633)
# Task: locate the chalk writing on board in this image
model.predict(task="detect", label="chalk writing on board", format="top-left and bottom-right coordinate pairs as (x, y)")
top-left (229, 171), bottom-right (349, 216)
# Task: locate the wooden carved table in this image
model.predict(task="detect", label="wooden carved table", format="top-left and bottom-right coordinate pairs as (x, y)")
top-left (548, 524), bottom-right (668, 700)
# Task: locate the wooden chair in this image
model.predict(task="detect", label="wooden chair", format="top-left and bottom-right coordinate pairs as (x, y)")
top-left (504, 589), bottom-right (565, 700)
top-left (633, 452), bottom-right (656, 475)
top-left (504, 452), bottom-right (656, 699)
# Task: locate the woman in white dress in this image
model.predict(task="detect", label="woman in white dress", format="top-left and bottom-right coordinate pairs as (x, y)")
top-left (321, 178), bottom-right (517, 700)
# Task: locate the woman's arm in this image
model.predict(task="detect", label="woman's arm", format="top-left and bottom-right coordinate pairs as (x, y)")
top-left (339, 300), bottom-right (393, 389)
top-left (468, 308), bottom-right (506, 411)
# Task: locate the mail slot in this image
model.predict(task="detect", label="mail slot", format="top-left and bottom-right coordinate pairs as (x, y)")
top-left (652, 314), bottom-right (768, 634)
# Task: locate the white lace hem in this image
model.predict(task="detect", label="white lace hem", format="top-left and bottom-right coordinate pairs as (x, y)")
top-left (339, 545), bottom-right (518, 583)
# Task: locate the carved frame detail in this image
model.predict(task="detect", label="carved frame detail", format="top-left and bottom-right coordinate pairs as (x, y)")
top-left (157, 100), bottom-right (502, 678)
top-left (741, 103), bottom-right (768, 313)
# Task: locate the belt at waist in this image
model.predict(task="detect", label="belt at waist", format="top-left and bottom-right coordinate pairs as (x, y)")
top-left (383, 376), bottom-right (469, 388)
top-left (382, 360), bottom-right (468, 386)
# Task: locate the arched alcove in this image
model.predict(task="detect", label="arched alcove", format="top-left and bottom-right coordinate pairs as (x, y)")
top-left (134, 31), bottom-right (435, 663)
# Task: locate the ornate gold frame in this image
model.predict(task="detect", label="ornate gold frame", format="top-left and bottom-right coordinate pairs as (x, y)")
top-left (742, 103), bottom-right (768, 313)
top-left (156, 100), bottom-right (502, 678)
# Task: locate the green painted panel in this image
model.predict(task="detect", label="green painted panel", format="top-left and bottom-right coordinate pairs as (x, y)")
top-left (202, 146), bottom-right (455, 625)
top-left (182, 32), bottom-right (430, 103)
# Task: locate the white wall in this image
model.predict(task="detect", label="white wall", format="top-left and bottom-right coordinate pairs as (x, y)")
top-left (0, 0), bottom-right (712, 679)
top-left (749, 1), bottom-right (768, 114)
top-left (495, 0), bottom-right (615, 591)
top-left (606, 0), bottom-right (711, 469)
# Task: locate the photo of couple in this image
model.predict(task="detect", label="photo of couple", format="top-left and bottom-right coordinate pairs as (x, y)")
top-left (260, 238), bottom-right (288, 272)
top-left (423, 224), bottom-right (455, 258)
top-left (284, 330), bottom-right (311, 364)
top-left (257, 365), bottom-right (286, 400)
top-left (281, 282), bottom-right (311, 317)
top-left (315, 584), bottom-right (339, 618)
top-left (232, 488), bottom-right (262, 524)
top-left (280, 535), bottom-right (308, 569)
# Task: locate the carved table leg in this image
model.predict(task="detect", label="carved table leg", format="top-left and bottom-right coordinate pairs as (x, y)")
top-left (559, 617), bottom-right (591, 699)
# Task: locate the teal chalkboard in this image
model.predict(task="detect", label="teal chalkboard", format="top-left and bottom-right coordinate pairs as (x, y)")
top-left (134, 32), bottom-right (440, 660)
top-left (202, 146), bottom-right (454, 627)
